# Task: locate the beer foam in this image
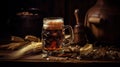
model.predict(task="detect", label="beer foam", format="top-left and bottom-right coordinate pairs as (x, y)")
top-left (43, 19), bottom-right (64, 30)
top-left (43, 24), bottom-right (63, 30)
top-left (44, 19), bottom-right (63, 25)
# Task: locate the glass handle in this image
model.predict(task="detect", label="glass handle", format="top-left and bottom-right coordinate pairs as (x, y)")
top-left (63, 25), bottom-right (74, 46)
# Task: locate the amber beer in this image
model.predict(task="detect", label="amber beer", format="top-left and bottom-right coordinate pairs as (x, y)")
top-left (42, 18), bottom-right (64, 51)
top-left (42, 17), bottom-right (74, 51)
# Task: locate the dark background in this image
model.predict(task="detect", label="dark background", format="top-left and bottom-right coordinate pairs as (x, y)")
top-left (1, 0), bottom-right (119, 43)
top-left (7, 0), bottom-right (96, 26)
top-left (6, 0), bottom-right (96, 34)
top-left (1, 0), bottom-right (97, 43)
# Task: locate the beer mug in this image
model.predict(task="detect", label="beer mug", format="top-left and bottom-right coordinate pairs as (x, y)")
top-left (41, 17), bottom-right (74, 51)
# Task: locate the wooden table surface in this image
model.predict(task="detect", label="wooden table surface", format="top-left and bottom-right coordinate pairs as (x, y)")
top-left (0, 50), bottom-right (120, 67)
top-left (0, 50), bottom-right (120, 62)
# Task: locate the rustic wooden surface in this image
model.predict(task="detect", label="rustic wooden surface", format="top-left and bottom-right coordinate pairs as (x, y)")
top-left (0, 50), bottom-right (120, 63)
top-left (0, 51), bottom-right (120, 67)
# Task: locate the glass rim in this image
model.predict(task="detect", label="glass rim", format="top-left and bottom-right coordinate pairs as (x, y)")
top-left (43, 17), bottom-right (64, 20)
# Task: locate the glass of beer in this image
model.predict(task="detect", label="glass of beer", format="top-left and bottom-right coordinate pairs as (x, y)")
top-left (41, 17), bottom-right (74, 52)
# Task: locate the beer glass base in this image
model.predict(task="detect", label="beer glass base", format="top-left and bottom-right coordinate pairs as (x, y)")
top-left (42, 48), bottom-right (63, 56)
